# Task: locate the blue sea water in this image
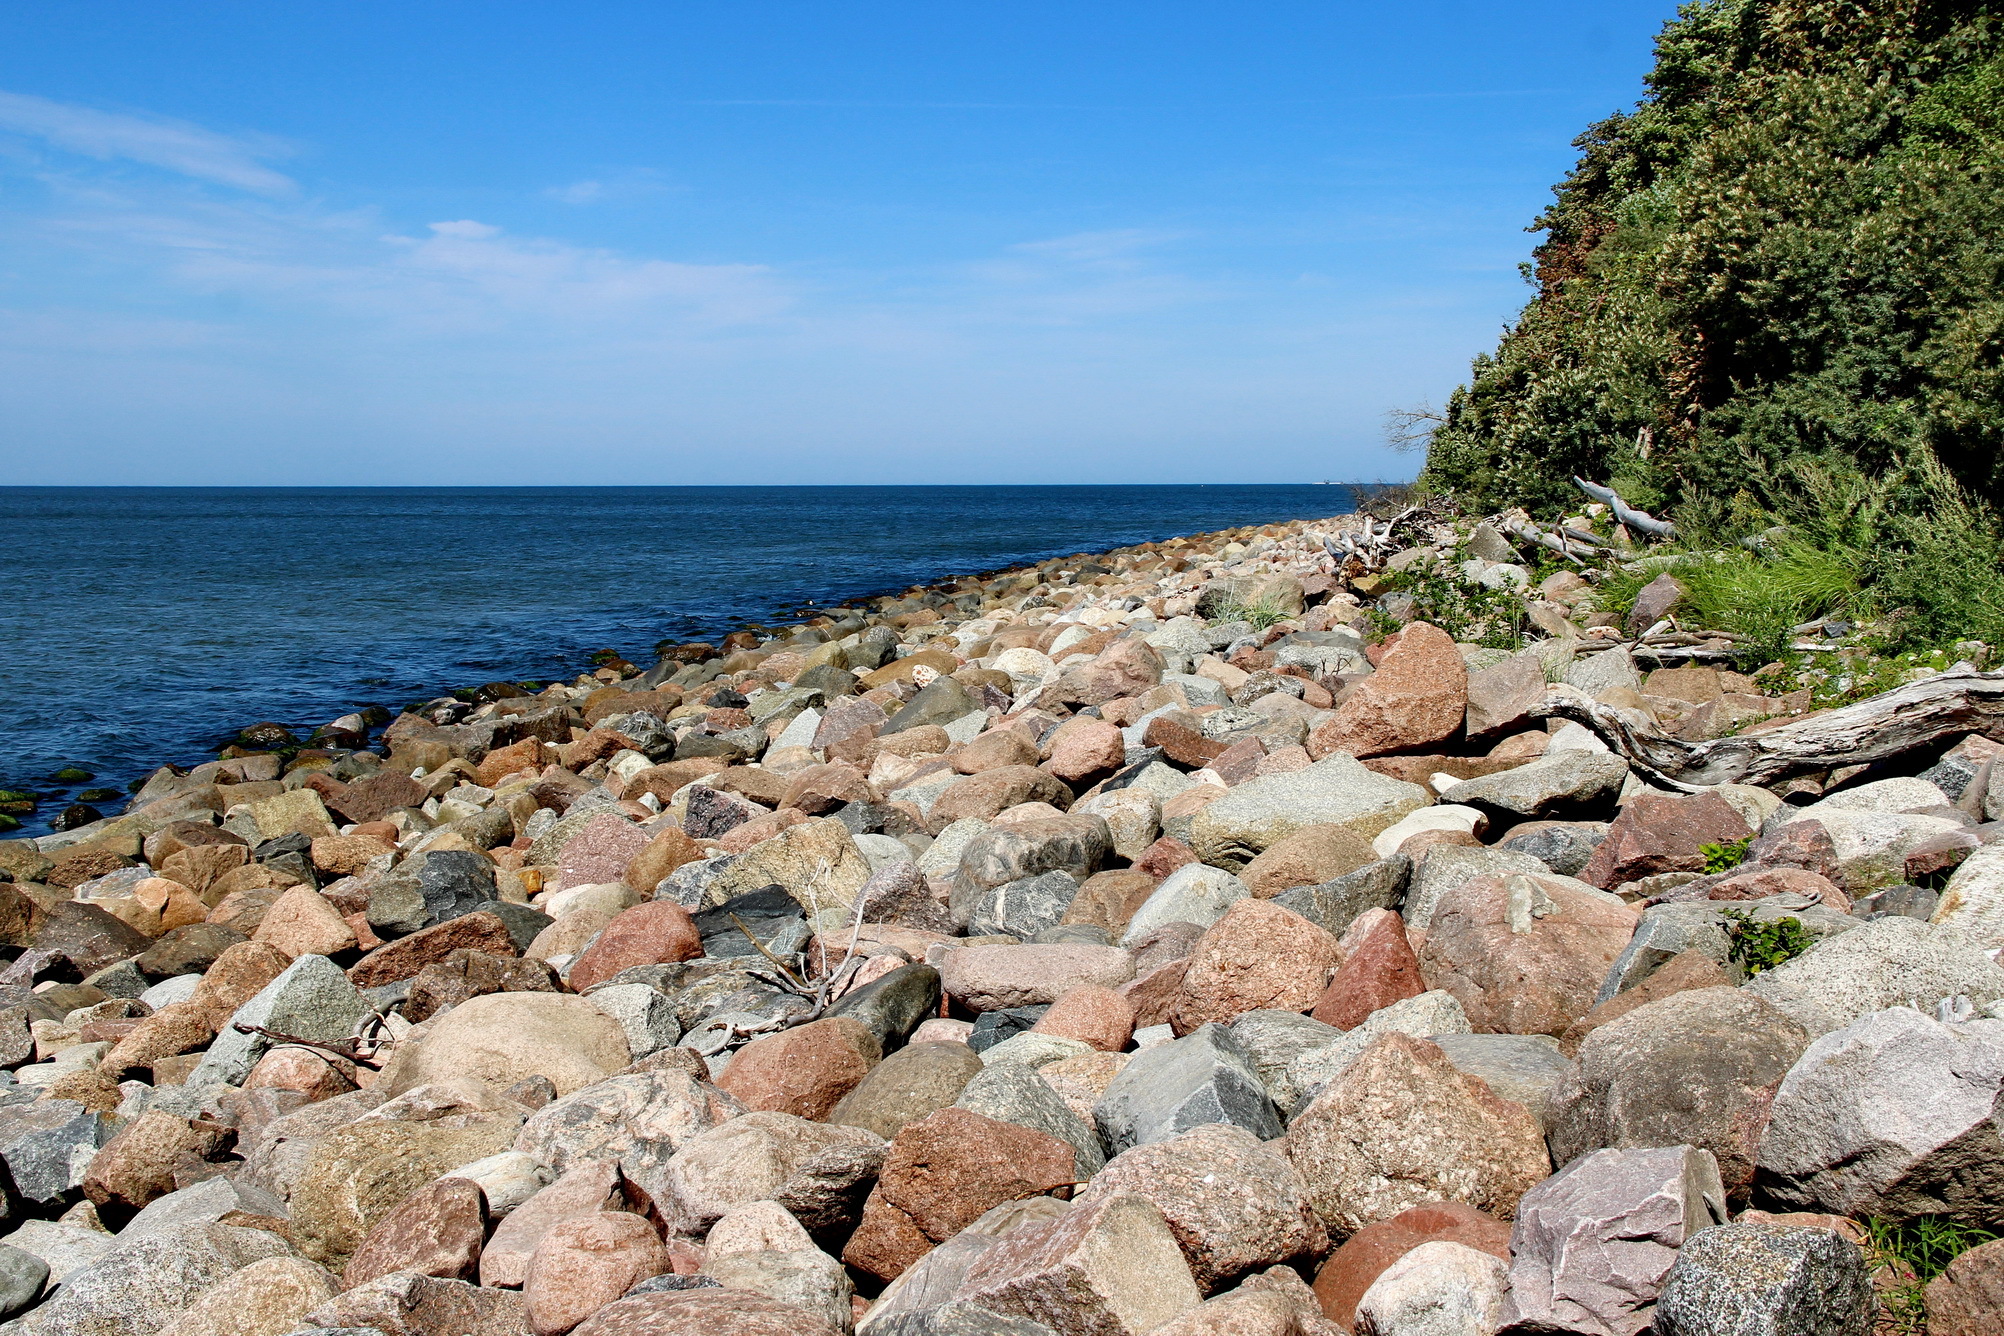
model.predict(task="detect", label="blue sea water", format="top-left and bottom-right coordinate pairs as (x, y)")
top-left (1, 485), bottom-right (1356, 832)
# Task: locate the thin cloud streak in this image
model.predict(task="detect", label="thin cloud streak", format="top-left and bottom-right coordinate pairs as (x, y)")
top-left (0, 89), bottom-right (297, 195)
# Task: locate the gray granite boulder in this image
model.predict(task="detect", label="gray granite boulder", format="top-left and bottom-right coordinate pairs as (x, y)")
top-left (1652, 1222), bottom-right (1870, 1336)
top-left (1094, 1023), bottom-right (1280, 1153)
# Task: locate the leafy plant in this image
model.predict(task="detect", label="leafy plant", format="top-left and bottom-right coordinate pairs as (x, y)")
top-left (1865, 1215), bottom-right (2001, 1334)
top-left (1699, 837), bottom-right (1751, 874)
top-left (1719, 907), bottom-right (1813, 975)
top-left (1379, 561), bottom-right (1529, 650)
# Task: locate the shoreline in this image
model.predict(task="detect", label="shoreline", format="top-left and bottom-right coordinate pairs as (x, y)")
top-left (5, 505), bottom-right (1357, 842)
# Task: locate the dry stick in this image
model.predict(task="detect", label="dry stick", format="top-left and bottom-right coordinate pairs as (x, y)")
top-left (1530, 665), bottom-right (2004, 789)
top-left (230, 1022), bottom-right (384, 1069)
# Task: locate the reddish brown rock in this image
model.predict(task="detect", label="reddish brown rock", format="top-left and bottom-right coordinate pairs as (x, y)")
top-left (1417, 872), bottom-right (1639, 1037)
top-left (343, 1176), bottom-right (490, 1289)
top-left (312, 833), bottom-right (395, 878)
top-left (1172, 899), bottom-right (1341, 1034)
top-left (1145, 714), bottom-right (1230, 769)
top-left (1043, 716), bottom-right (1127, 783)
top-left (571, 1288), bottom-right (840, 1336)
top-left (1307, 622), bottom-right (1467, 759)
top-left (1311, 1200), bottom-right (1512, 1329)
top-left (1312, 908), bottom-right (1424, 1030)
top-left (1238, 823), bottom-right (1376, 898)
top-left (482, 1160), bottom-right (626, 1289)
top-left (1121, 959), bottom-right (1191, 1030)
top-left (245, 1045), bottom-right (361, 1100)
top-left (323, 771), bottom-right (429, 825)
top-left (1705, 865), bottom-right (1851, 912)
top-left (555, 813), bottom-right (650, 891)
top-left (81, 1110), bottom-right (227, 1215)
top-left (1062, 868), bottom-right (1161, 936)
top-left (1041, 638), bottom-right (1167, 709)
top-left (405, 949), bottom-right (561, 1024)
top-left (524, 1210), bottom-right (670, 1336)
top-left (564, 900), bottom-right (702, 992)
top-left (842, 1107), bottom-right (1077, 1282)
top-left (1031, 984), bottom-right (1135, 1052)
top-left (781, 762), bottom-right (875, 813)
top-left (715, 1016), bottom-right (882, 1120)
top-left (956, 1191), bottom-right (1201, 1333)
top-left (477, 738), bottom-right (547, 788)
top-left (1133, 837), bottom-right (1202, 880)
top-left (1557, 949), bottom-right (1732, 1057)
top-left (130, 878), bottom-right (211, 933)
top-left (348, 911), bottom-right (519, 988)
top-left (930, 766), bottom-right (1074, 829)
top-left (622, 826), bottom-right (705, 894)
top-left (253, 886), bottom-right (359, 957)
top-left (1581, 791), bottom-right (1752, 889)
top-left (1924, 1237), bottom-right (2004, 1336)
top-left (953, 729), bottom-right (1041, 775)
top-left (160, 843), bottom-right (252, 896)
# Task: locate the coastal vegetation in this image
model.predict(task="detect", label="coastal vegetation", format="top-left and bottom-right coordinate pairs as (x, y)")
top-left (1416, 0), bottom-right (2004, 655)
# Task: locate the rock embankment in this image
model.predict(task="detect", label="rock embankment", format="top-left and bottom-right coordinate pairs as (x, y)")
top-left (0, 504), bottom-right (2000, 1336)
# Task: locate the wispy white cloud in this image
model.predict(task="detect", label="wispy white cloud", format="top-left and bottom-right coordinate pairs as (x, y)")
top-left (0, 89), bottom-right (297, 195)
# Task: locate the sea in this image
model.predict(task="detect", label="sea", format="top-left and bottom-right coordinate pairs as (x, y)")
top-left (1, 485), bottom-right (1357, 834)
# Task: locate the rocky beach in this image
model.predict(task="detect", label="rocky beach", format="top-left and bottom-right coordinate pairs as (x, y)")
top-left (1, 495), bottom-right (2001, 1336)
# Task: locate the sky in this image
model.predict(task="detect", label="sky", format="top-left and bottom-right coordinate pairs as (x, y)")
top-left (0, 3), bottom-right (1677, 486)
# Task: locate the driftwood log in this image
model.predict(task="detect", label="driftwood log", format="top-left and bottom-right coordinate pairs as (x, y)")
top-left (1531, 665), bottom-right (2004, 789)
top-left (1573, 476), bottom-right (1677, 540)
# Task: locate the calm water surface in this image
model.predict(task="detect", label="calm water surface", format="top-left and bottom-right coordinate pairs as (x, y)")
top-left (2, 485), bottom-right (1355, 831)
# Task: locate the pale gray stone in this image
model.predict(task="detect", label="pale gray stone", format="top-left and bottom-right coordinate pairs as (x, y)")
top-left (1119, 864), bottom-right (1248, 947)
top-left (1272, 855), bottom-right (1411, 937)
top-left (1502, 1145), bottom-right (1728, 1336)
top-left (1281, 991), bottom-right (1470, 1116)
top-left (186, 954), bottom-right (372, 1088)
top-left (1427, 1034), bottom-right (1573, 1126)
top-left (955, 1061), bottom-right (1105, 1179)
top-left (1403, 845), bottom-right (1548, 932)
top-left (1094, 1023), bottom-right (1280, 1154)
top-left (1746, 916), bottom-right (2004, 1036)
top-left (1438, 751), bottom-right (1630, 825)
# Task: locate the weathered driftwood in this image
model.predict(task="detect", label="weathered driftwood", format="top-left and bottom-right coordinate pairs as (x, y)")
top-left (1574, 476), bottom-right (1677, 540)
top-left (1530, 665), bottom-right (2004, 789)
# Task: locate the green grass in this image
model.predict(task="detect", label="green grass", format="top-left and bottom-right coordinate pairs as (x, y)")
top-left (1866, 1216), bottom-right (2001, 1334)
top-left (1212, 594), bottom-right (1296, 632)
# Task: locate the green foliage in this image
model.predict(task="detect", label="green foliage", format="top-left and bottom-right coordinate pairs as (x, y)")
top-left (1420, 0), bottom-right (2004, 650)
top-left (1213, 595), bottom-right (1296, 632)
top-left (1866, 1215), bottom-right (2001, 1331)
top-left (1719, 907), bottom-right (1813, 974)
top-left (1378, 560), bottom-right (1531, 650)
top-left (1699, 837), bottom-right (1751, 873)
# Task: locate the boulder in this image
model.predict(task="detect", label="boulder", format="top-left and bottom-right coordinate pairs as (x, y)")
top-left (661, 1111), bottom-right (886, 1241)
top-left (843, 1108), bottom-right (1077, 1283)
top-left (481, 1160), bottom-right (625, 1289)
top-left (830, 1041), bottom-right (986, 1140)
top-left (1416, 872), bottom-right (1637, 1037)
top-left (1272, 855), bottom-right (1411, 938)
top-left (1925, 1237), bottom-right (2004, 1336)
top-left (1312, 908), bottom-right (1424, 1030)
top-left (1755, 1006), bottom-right (2004, 1228)
top-left (26, 1224), bottom-right (292, 1336)
top-left (1306, 623), bottom-right (1466, 759)
top-left (1551, 984), bottom-right (1810, 1200)
top-left (1934, 841), bottom-right (2004, 949)
top-left (290, 1116), bottom-right (518, 1265)
top-left (1119, 864), bottom-right (1250, 947)
top-left (1073, 1124), bottom-right (1325, 1294)
top-left (513, 1068), bottom-right (745, 1199)
top-left (1284, 1033), bottom-right (1549, 1237)
top-left (1239, 824), bottom-right (1377, 899)
top-left (1437, 751), bottom-right (1629, 825)
top-left (1030, 985), bottom-right (1134, 1053)
top-left (1425, 1033), bottom-right (1573, 1127)
top-left (1095, 1023), bottom-right (1280, 1153)
top-left (968, 871), bottom-right (1082, 940)
top-left (299, 1269), bottom-right (533, 1336)
top-left (1189, 756), bottom-right (1430, 872)
top-left (955, 1193), bottom-right (1202, 1336)
top-left (1353, 1240), bottom-right (1508, 1336)
top-left (954, 1061), bottom-right (1105, 1180)
top-left (570, 1287), bottom-right (841, 1336)
top-left (1745, 916), bottom-right (2004, 1037)
top-left (708, 817), bottom-right (875, 917)
top-left (379, 992), bottom-right (630, 1098)
top-left (1581, 792), bottom-right (1752, 889)
top-left (1501, 1145), bottom-right (1729, 1336)
top-left (342, 1175), bottom-right (488, 1289)
top-left (157, 1255), bottom-right (337, 1336)
top-left (524, 1211), bottom-right (670, 1336)
top-left (1651, 1222), bottom-right (1871, 1336)
top-left (701, 1245), bottom-right (854, 1335)
top-left (565, 901), bottom-right (702, 992)
top-left (717, 1017), bottom-right (882, 1121)
top-left (1401, 845), bottom-right (1548, 933)
top-left (1280, 990), bottom-right (1472, 1114)
top-left (1309, 1201), bottom-right (1510, 1332)
top-left (1172, 899), bottom-right (1341, 1033)
top-left (940, 944), bottom-right (1135, 1012)
top-left (186, 952), bottom-right (372, 1089)
top-left (949, 817), bottom-right (1112, 919)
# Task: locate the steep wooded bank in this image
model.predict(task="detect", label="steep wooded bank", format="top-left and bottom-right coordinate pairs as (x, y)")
top-left (1420, 0), bottom-right (2004, 644)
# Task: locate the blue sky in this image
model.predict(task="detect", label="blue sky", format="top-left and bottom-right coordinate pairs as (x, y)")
top-left (0, 3), bottom-right (1675, 485)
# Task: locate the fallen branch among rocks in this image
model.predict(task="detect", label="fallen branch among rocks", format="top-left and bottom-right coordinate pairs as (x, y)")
top-left (1534, 664), bottom-right (2004, 788)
